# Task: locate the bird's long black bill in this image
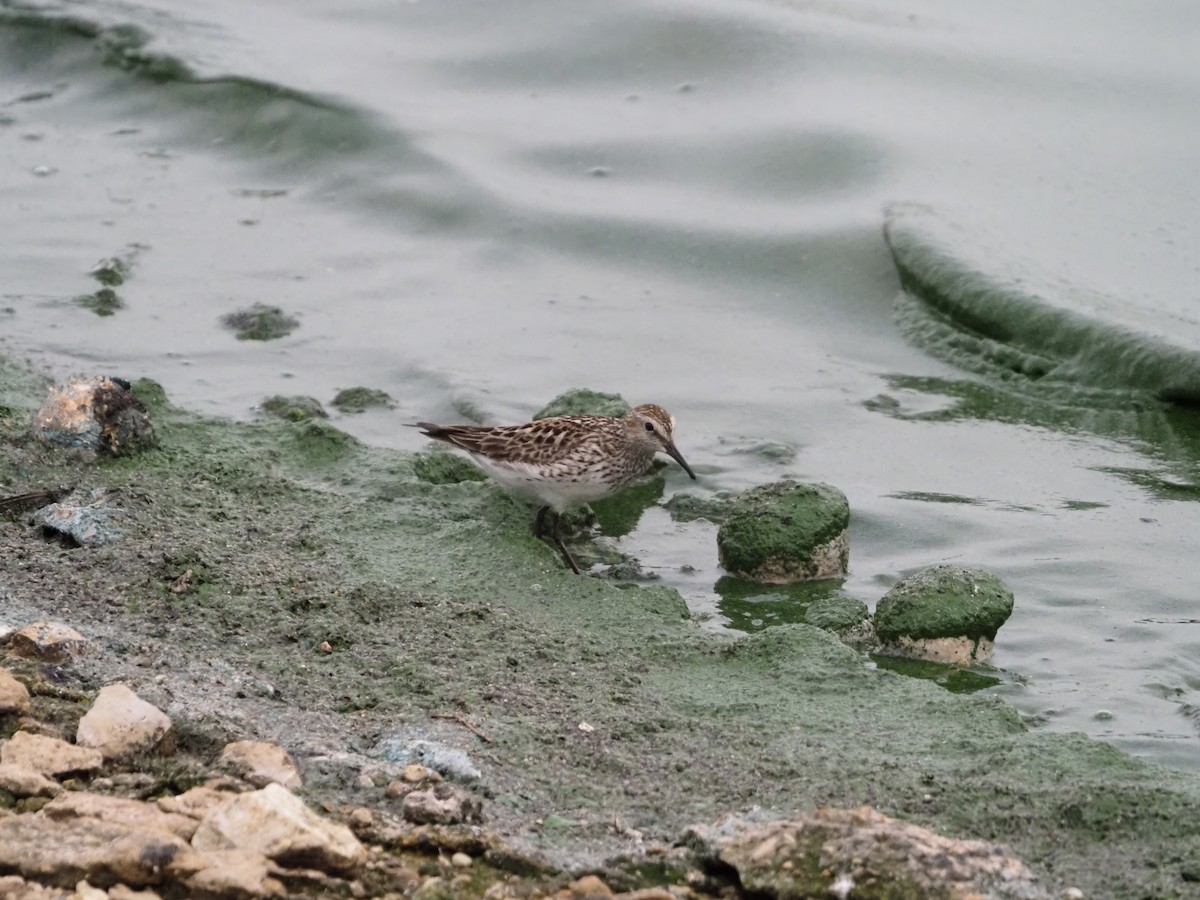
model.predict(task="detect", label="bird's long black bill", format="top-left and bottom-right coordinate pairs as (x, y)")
top-left (664, 442), bottom-right (697, 480)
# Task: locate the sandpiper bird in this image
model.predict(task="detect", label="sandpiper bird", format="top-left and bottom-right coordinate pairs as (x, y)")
top-left (412, 404), bottom-right (696, 574)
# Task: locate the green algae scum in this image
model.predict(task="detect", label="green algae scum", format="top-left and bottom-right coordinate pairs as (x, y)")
top-left (2, 356), bottom-right (1200, 896)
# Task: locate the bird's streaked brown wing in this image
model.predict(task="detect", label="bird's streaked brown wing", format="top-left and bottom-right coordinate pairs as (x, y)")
top-left (413, 417), bottom-right (610, 466)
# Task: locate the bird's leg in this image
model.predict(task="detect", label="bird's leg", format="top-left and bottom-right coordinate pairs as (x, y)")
top-left (552, 513), bottom-right (582, 575)
top-left (534, 505), bottom-right (581, 574)
top-left (535, 505), bottom-right (552, 538)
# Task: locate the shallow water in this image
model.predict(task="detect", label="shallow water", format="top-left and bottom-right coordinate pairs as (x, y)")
top-left (3, 0), bottom-right (1199, 771)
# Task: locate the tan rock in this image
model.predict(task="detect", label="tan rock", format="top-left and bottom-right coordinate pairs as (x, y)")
top-left (74, 880), bottom-right (109, 900)
top-left (0, 730), bottom-right (103, 777)
top-left (880, 634), bottom-right (996, 666)
top-left (8, 622), bottom-right (90, 662)
top-left (569, 874), bottom-right (614, 897)
top-left (0, 668), bottom-right (31, 715)
top-left (191, 782), bottom-right (366, 876)
top-left (0, 875), bottom-right (60, 900)
top-left (0, 814), bottom-right (188, 887)
top-left (219, 740), bottom-right (302, 789)
top-left (0, 762), bottom-right (63, 798)
top-left (76, 684), bottom-right (175, 761)
top-left (43, 791), bottom-right (199, 841)
top-left (108, 884), bottom-right (164, 900)
top-left (156, 781), bottom-right (241, 821)
top-left (711, 806), bottom-right (1043, 900)
top-left (402, 763), bottom-right (436, 783)
top-left (401, 783), bottom-right (482, 825)
top-left (167, 847), bottom-right (284, 897)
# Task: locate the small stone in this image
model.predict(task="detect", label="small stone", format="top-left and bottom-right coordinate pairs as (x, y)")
top-left (319, 641), bottom-right (333, 653)
top-left (0, 668), bottom-right (31, 715)
top-left (400, 783), bottom-right (482, 826)
top-left (0, 731), bottom-right (103, 777)
top-left (8, 622), bottom-right (90, 662)
top-left (0, 763), bottom-right (63, 798)
top-left (384, 780), bottom-right (413, 798)
top-left (348, 807), bottom-right (374, 828)
top-left (402, 763), bottom-right (435, 783)
top-left (569, 874), bottom-right (614, 897)
top-left (76, 683), bottom-right (176, 761)
top-left (450, 852), bottom-right (472, 868)
top-left (219, 740), bottom-right (302, 790)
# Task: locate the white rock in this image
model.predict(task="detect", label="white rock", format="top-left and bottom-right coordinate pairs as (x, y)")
top-left (192, 782), bottom-right (365, 876)
top-left (219, 740), bottom-right (302, 789)
top-left (76, 684), bottom-right (175, 761)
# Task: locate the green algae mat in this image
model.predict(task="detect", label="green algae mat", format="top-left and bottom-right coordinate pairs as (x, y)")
top-left (2, 355), bottom-right (1199, 898)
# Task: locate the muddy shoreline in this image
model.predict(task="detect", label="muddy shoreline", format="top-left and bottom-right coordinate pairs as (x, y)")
top-left (2, 357), bottom-right (1199, 898)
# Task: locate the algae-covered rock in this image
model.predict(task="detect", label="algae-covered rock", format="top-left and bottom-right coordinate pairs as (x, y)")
top-left (697, 806), bottom-right (1047, 900)
top-left (717, 481), bottom-right (849, 583)
top-left (413, 451), bottom-right (488, 485)
top-left (533, 389), bottom-right (630, 419)
top-left (261, 395), bottom-right (327, 422)
top-left (874, 564), bottom-right (1014, 665)
top-left (331, 387), bottom-right (395, 413)
top-left (663, 491), bottom-right (733, 523)
top-left (221, 303), bottom-right (298, 341)
top-left (805, 595), bottom-right (875, 645)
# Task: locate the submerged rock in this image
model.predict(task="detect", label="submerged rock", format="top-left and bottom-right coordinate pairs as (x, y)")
top-left (874, 565), bottom-right (1014, 665)
top-left (663, 491), bottom-right (734, 523)
top-left (260, 395), bottom-right (327, 422)
top-left (805, 596), bottom-right (875, 646)
top-left (221, 303), bottom-right (299, 341)
top-left (331, 386), bottom-right (395, 413)
top-left (33, 376), bottom-right (155, 456)
top-left (412, 450), bottom-right (488, 485)
top-left (534, 389), bottom-right (630, 419)
top-left (717, 481), bottom-right (850, 583)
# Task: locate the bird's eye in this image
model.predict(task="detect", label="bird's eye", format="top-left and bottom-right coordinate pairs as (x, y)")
top-left (644, 421), bottom-right (655, 432)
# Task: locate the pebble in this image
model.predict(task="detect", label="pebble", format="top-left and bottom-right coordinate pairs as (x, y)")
top-left (450, 852), bottom-right (472, 868)
top-left (568, 874), bottom-right (613, 897)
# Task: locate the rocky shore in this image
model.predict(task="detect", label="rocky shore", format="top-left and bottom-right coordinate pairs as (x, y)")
top-left (3, 357), bottom-right (1200, 899)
